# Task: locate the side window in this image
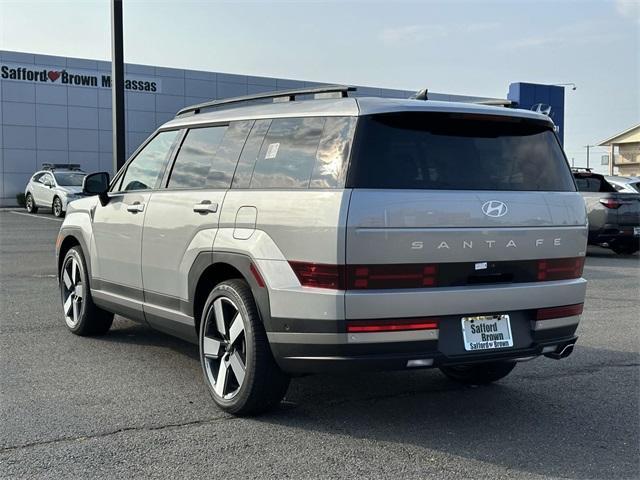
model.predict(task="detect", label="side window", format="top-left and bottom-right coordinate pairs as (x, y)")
top-left (117, 130), bottom-right (179, 192)
top-left (168, 126), bottom-right (228, 189)
top-left (232, 119), bottom-right (271, 188)
top-left (206, 120), bottom-right (253, 188)
top-left (310, 116), bottom-right (357, 188)
top-left (40, 173), bottom-right (54, 185)
top-left (250, 117), bottom-right (326, 189)
top-left (32, 173), bottom-right (44, 183)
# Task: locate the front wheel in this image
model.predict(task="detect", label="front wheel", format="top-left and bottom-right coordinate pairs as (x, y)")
top-left (199, 279), bottom-right (289, 416)
top-left (60, 246), bottom-right (113, 336)
top-left (52, 196), bottom-right (64, 217)
top-left (25, 193), bottom-right (38, 213)
top-left (611, 243), bottom-right (639, 255)
top-left (439, 361), bottom-right (516, 385)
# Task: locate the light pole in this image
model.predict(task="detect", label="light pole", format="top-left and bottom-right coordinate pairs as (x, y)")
top-left (111, 0), bottom-right (126, 173)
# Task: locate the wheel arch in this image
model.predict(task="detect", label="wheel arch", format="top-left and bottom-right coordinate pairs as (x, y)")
top-left (57, 231), bottom-right (91, 279)
top-left (189, 252), bottom-right (271, 338)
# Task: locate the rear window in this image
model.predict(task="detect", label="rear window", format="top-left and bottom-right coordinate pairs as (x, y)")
top-left (348, 113), bottom-right (575, 191)
top-left (574, 175), bottom-right (616, 193)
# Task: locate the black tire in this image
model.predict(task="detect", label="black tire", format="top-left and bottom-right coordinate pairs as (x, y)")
top-left (199, 279), bottom-right (289, 416)
top-left (611, 244), bottom-right (639, 255)
top-left (439, 361), bottom-right (516, 385)
top-left (52, 196), bottom-right (64, 217)
top-left (25, 193), bottom-right (38, 213)
top-left (60, 246), bottom-right (113, 336)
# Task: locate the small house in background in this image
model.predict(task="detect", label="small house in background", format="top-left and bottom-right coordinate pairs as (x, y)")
top-left (599, 124), bottom-right (640, 177)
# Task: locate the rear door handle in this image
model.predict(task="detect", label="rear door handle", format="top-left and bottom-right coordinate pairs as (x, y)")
top-left (193, 201), bottom-right (218, 214)
top-left (126, 202), bottom-right (145, 213)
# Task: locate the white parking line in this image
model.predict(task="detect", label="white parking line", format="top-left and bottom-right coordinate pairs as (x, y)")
top-left (9, 211), bottom-right (64, 222)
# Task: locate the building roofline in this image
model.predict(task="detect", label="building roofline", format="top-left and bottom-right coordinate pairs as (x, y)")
top-left (598, 123), bottom-right (640, 146)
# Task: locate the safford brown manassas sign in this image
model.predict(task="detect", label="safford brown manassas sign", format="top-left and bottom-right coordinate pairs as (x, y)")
top-left (1, 62), bottom-right (161, 92)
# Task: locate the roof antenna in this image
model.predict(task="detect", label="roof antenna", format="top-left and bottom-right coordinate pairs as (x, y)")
top-left (412, 88), bottom-right (428, 101)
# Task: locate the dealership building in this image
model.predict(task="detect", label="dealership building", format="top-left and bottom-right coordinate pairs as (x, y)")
top-left (0, 49), bottom-right (566, 206)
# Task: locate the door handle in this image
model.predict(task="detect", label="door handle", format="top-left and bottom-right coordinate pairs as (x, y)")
top-left (126, 202), bottom-right (145, 213)
top-left (193, 201), bottom-right (218, 214)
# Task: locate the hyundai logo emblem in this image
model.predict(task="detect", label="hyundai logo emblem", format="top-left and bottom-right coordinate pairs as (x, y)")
top-left (482, 200), bottom-right (508, 218)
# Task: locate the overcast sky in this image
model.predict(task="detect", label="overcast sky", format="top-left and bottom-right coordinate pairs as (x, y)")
top-left (1, 0), bottom-right (638, 172)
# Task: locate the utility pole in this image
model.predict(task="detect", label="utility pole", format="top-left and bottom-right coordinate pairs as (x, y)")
top-left (585, 145), bottom-right (592, 169)
top-left (111, 0), bottom-right (126, 173)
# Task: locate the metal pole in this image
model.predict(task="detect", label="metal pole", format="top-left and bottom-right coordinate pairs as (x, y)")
top-left (111, 0), bottom-right (126, 173)
top-left (609, 145), bottom-right (614, 176)
top-left (586, 145), bottom-right (590, 169)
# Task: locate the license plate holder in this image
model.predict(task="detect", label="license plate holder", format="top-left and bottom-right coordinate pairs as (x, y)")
top-left (461, 315), bottom-right (514, 351)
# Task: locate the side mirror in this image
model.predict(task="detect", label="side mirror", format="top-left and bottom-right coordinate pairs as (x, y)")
top-left (83, 172), bottom-right (110, 206)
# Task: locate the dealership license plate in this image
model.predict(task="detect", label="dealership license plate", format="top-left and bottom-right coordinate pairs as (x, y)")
top-left (634, 227), bottom-right (640, 237)
top-left (461, 315), bottom-right (513, 351)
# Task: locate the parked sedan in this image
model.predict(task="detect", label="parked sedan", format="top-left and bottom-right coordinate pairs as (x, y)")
top-left (25, 165), bottom-right (87, 217)
top-left (606, 175), bottom-right (640, 194)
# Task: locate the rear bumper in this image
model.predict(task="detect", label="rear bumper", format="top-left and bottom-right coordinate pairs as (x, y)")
top-left (589, 224), bottom-right (640, 246)
top-left (269, 312), bottom-right (581, 374)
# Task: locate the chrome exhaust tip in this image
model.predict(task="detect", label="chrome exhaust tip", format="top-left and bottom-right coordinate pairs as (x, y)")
top-left (544, 343), bottom-right (575, 360)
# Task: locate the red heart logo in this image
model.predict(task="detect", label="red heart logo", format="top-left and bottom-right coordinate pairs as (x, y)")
top-left (48, 70), bottom-right (61, 82)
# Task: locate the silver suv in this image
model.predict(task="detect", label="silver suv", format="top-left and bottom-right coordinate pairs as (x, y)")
top-left (56, 86), bottom-right (588, 415)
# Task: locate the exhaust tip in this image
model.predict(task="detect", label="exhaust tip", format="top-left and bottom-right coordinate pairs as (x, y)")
top-left (544, 343), bottom-right (575, 360)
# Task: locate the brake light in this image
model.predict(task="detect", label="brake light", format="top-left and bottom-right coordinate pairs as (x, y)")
top-left (346, 264), bottom-right (437, 289)
top-left (599, 198), bottom-right (623, 209)
top-left (289, 262), bottom-right (345, 289)
top-left (537, 257), bottom-right (584, 281)
top-left (536, 303), bottom-right (584, 320)
top-left (346, 317), bottom-right (439, 333)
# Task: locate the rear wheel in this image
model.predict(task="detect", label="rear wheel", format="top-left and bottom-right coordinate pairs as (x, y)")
top-left (199, 279), bottom-right (289, 416)
top-left (52, 196), bottom-right (64, 217)
top-left (25, 193), bottom-right (38, 213)
top-left (60, 246), bottom-right (113, 336)
top-left (439, 361), bottom-right (516, 385)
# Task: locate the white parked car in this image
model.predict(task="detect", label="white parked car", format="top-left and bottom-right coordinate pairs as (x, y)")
top-left (25, 164), bottom-right (87, 217)
top-left (605, 175), bottom-right (640, 194)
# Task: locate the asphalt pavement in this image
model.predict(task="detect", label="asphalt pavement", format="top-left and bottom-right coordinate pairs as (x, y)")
top-left (0, 209), bottom-right (638, 479)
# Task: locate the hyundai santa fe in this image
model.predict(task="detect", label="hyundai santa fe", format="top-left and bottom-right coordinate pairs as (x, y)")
top-left (55, 86), bottom-right (587, 415)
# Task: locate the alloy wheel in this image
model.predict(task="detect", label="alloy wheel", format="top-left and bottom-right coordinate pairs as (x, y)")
top-left (26, 195), bottom-right (33, 212)
top-left (53, 198), bottom-right (62, 217)
top-left (61, 256), bottom-right (84, 328)
top-left (202, 297), bottom-right (247, 400)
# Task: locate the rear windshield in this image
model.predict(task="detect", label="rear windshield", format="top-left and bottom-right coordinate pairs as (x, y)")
top-left (348, 112), bottom-right (575, 191)
top-left (574, 175), bottom-right (617, 192)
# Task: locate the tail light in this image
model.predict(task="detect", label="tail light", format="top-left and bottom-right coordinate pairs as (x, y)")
top-left (288, 262), bottom-right (345, 289)
top-left (537, 257), bottom-right (584, 281)
top-left (536, 303), bottom-right (584, 320)
top-left (599, 198), bottom-right (623, 209)
top-left (346, 317), bottom-right (439, 333)
top-left (346, 264), bottom-right (437, 289)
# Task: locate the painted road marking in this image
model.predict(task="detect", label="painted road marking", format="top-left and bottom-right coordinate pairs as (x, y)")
top-left (9, 211), bottom-right (64, 222)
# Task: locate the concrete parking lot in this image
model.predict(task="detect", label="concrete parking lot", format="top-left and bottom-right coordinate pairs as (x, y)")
top-left (0, 209), bottom-right (638, 479)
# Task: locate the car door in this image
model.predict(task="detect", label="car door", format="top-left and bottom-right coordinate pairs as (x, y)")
top-left (140, 121), bottom-right (252, 341)
top-left (36, 173), bottom-right (55, 206)
top-left (90, 130), bottom-right (180, 321)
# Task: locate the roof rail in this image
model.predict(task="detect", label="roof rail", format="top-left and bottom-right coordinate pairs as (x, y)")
top-left (42, 163), bottom-right (83, 171)
top-left (176, 84), bottom-right (356, 117)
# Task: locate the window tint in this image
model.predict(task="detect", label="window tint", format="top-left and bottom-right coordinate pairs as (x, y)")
top-left (232, 119), bottom-right (271, 188)
top-left (40, 173), bottom-right (54, 185)
top-left (574, 175), bottom-right (616, 192)
top-left (118, 130), bottom-right (179, 191)
top-left (207, 120), bottom-right (253, 188)
top-left (349, 113), bottom-right (576, 192)
top-left (168, 126), bottom-right (228, 189)
top-left (250, 117), bottom-right (326, 189)
top-left (32, 173), bottom-right (44, 182)
top-left (54, 172), bottom-right (85, 186)
top-left (310, 116), bottom-right (357, 188)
